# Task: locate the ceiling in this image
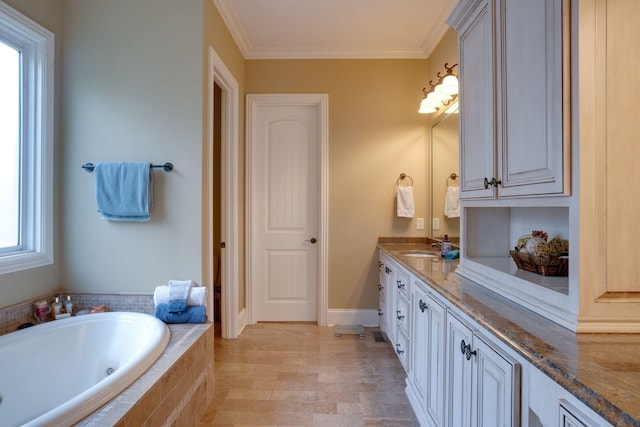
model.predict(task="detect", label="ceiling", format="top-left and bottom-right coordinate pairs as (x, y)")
top-left (213, 0), bottom-right (458, 59)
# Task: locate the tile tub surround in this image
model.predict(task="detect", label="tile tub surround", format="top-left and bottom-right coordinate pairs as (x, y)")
top-left (0, 292), bottom-right (156, 335)
top-left (76, 322), bottom-right (214, 426)
top-left (379, 242), bottom-right (640, 427)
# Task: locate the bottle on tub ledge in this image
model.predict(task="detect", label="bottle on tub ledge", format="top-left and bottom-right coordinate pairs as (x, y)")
top-left (440, 234), bottom-right (452, 257)
top-left (53, 296), bottom-right (71, 320)
top-left (64, 296), bottom-right (73, 316)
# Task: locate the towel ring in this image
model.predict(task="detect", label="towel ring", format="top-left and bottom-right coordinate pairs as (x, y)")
top-left (397, 173), bottom-right (413, 186)
top-left (446, 173), bottom-right (459, 186)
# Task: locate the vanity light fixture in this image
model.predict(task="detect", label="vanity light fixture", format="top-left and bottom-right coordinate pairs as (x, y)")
top-left (418, 63), bottom-right (459, 114)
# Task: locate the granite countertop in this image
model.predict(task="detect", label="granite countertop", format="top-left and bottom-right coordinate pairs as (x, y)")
top-left (378, 241), bottom-right (640, 427)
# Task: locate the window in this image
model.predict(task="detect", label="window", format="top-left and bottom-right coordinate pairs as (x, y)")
top-left (0, 2), bottom-right (54, 274)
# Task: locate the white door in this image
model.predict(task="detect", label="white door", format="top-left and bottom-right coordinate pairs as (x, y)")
top-left (249, 99), bottom-right (320, 322)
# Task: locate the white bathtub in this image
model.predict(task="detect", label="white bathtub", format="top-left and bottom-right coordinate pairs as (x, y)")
top-left (0, 311), bottom-right (170, 427)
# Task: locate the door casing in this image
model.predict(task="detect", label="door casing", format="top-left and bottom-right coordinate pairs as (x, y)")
top-left (246, 94), bottom-right (329, 326)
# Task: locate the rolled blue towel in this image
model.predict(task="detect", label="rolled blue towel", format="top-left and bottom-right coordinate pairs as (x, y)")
top-left (444, 249), bottom-right (460, 260)
top-left (155, 304), bottom-right (207, 324)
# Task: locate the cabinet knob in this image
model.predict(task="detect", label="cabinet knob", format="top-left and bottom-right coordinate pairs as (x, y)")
top-left (460, 339), bottom-right (477, 360)
top-left (378, 284), bottom-right (384, 291)
top-left (396, 281), bottom-right (405, 290)
top-left (419, 299), bottom-right (427, 313)
top-left (378, 309), bottom-right (383, 316)
top-left (483, 177), bottom-right (502, 189)
top-left (396, 343), bottom-right (404, 355)
top-left (396, 310), bottom-right (405, 320)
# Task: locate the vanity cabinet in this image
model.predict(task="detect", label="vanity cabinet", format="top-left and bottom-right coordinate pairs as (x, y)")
top-left (452, 0), bottom-right (569, 200)
top-left (377, 257), bottom-right (388, 335)
top-left (410, 280), bottom-right (446, 427)
top-left (446, 311), bottom-right (521, 427)
top-left (391, 255), bottom-right (522, 427)
top-left (394, 267), bottom-right (411, 369)
top-left (528, 365), bottom-right (611, 426)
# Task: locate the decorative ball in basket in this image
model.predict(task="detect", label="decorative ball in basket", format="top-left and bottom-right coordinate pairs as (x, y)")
top-left (509, 230), bottom-right (569, 276)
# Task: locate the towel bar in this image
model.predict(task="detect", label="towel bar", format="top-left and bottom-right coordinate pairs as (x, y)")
top-left (82, 162), bottom-right (174, 173)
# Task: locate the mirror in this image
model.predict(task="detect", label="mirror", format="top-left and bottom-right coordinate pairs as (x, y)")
top-left (430, 103), bottom-right (460, 241)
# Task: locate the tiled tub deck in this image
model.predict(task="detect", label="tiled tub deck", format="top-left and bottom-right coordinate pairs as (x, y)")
top-left (0, 293), bottom-right (214, 426)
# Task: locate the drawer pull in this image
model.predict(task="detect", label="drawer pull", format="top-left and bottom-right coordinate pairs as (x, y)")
top-left (483, 177), bottom-right (502, 189)
top-left (460, 339), bottom-right (477, 360)
top-left (418, 299), bottom-right (427, 313)
top-left (378, 309), bottom-right (383, 316)
top-left (378, 284), bottom-right (384, 291)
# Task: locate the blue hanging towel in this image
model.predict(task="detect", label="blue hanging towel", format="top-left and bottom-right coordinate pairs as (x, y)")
top-left (94, 161), bottom-right (153, 221)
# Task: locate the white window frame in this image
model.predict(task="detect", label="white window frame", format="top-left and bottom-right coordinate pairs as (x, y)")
top-left (0, 2), bottom-right (54, 274)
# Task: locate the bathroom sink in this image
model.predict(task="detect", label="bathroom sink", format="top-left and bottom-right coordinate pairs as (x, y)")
top-left (398, 250), bottom-right (438, 258)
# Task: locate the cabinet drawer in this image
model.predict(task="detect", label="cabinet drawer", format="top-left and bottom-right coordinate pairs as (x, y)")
top-left (395, 268), bottom-right (410, 300)
top-left (395, 294), bottom-right (410, 335)
top-left (395, 328), bottom-right (410, 370)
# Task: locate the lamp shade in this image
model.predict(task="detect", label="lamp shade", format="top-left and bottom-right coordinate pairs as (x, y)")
top-left (418, 98), bottom-right (437, 114)
top-left (440, 74), bottom-right (458, 95)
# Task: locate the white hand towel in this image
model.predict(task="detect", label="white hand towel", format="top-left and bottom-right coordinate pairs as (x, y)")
top-left (153, 284), bottom-right (207, 307)
top-left (444, 185), bottom-right (460, 218)
top-left (397, 186), bottom-right (415, 218)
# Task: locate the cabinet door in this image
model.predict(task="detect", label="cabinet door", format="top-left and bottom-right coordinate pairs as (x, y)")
top-left (411, 284), bottom-right (429, 404)
top-left (446, 312), bottom-right (474, 427)
top-left (457, 0), bottom-right (497, 200)
top-left (472, 334), bottom-right (520, 427)
top-left (426, 295), bottom-right (446, 427)
top-left (496, 0), bottom-right (567, 197)
top-left (384, 258), bottom-right (397, 344)
top-left (378, 256), bottom-right (386, 333)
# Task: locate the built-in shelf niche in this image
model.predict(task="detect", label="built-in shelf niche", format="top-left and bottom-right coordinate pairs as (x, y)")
top-left (458, 205), bottom-right (575, 329)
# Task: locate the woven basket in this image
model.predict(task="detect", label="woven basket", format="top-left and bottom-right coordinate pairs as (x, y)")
top-left (509, 250), bottom-right (568, 276)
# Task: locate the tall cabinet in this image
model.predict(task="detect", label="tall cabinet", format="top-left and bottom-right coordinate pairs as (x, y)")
top-left (450, 0), bottom-right (576, 330)
top-left (449, 0), bottom-right (640, 332)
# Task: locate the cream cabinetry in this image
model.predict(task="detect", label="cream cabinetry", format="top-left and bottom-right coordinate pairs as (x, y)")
top-left (450, 0), bottom-right (640, 332)
top-left (452, 0), bottom-right (569, 200)
top-left (445, 311), bottom-right (520, 427)
top-left (448, 0), bottom-right (579, 331)
top-left (409, 280), bottom-right (446, 427)
top-left (385, 252), bottom-right (522, 427)
top-left (528, 366), bottom-right (611, 426)
top-left (377, 256), bottom-right (388, 335)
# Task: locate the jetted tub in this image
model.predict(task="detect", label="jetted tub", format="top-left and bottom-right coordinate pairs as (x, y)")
top-left (0, 311), bottom-right (170, 427)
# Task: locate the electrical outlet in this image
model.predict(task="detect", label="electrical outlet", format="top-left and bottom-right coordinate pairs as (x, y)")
top-left (416, 218), bottom-right (424, 230)
top-left (432, 217), bottom-right (441, 230)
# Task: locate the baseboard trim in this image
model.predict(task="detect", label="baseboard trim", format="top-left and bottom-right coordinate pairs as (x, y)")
top-left (326, 309), bottom-right (380, 327)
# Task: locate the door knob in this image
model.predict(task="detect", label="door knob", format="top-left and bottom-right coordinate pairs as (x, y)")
top-left (306, 238), bottom-right (317, 244)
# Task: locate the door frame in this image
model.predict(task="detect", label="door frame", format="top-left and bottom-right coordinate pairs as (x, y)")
top-left (246, 94), bottom-right (329, 326)
top-left (207, 46), bottom-right (240, 338)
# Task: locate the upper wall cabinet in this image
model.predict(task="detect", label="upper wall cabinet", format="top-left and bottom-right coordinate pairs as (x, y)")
top-left (450, 0), bottom-right (570, 200)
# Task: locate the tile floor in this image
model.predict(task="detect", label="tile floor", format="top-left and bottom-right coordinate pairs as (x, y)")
top-left (198, 323), bottom-right (420, 426)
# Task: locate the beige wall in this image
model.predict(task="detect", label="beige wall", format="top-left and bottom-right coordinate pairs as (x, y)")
top-left (0, 0), bottom-right (62, 307)
top-left (246, 59), bottom-right (429, 309)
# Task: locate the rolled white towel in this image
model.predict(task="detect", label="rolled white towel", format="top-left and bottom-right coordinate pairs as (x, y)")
top-left (153, 285), bottom-right (207, 307)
